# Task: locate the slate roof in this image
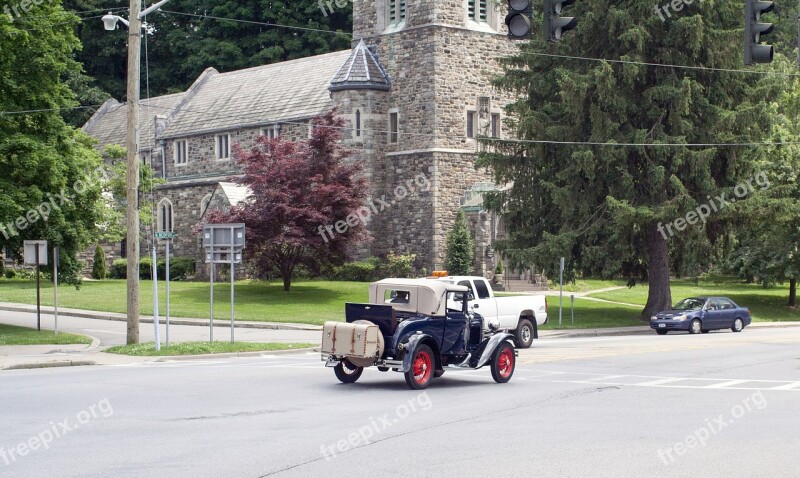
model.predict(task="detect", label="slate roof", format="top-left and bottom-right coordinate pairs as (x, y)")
top-left (159, 50), bottom-right (351, 139)
top-left (83, 93), bottom-right (186, 150)
top-left (218, 182), bottom-right (252, 207)
top-left (329, 39), bottom-right (391, 92)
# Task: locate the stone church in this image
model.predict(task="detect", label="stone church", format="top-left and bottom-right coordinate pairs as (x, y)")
top-left (83, 0), bottom-right (520, 276)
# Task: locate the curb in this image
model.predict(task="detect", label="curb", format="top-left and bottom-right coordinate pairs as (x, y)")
top-left (0, 304), bottom-right (322, 331)
top-left (4, 360), bottom-right (96, 370)
top-left (153, 346), bottom-right (320, 361)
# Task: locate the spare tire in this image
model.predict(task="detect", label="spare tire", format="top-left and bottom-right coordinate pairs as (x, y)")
top-left (345, 320), bottom-right (385, 367)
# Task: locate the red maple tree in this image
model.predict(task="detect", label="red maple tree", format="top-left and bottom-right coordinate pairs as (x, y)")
top-left (205, 111), bottom-right (369, 291)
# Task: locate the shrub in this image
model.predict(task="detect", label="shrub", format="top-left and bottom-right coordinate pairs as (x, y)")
top-left (495, 262), bottom-right (504, 275)
top-left (0, 260), bottom-right (4, 277)
top-left (5, 269), bottom-right (15, 279)
top-left (381, 252), bottom-right (416, 278)
top-left (333, 258), bottom-right (380, 282)
top-left (110, 259), bottom-right (127, 279)
top-left (445, 210), bottom-right (474, 275)
top-left (92, 245), bottom-right (107, 279)
top-left (160, 257), bottom-right (196, 281)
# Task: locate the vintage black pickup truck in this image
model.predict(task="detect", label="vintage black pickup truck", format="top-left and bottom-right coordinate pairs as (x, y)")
top-left (321, 278), bottom-right (517, 389)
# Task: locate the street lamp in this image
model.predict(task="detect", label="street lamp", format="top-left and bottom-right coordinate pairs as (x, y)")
top-left (104, 0), bottom-right (172, 344)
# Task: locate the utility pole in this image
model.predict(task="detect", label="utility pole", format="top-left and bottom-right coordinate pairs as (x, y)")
top-left (125, 0), bottom-right (142, 345)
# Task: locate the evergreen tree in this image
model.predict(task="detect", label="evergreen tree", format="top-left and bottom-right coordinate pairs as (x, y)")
top-left (479, 0), bottom-right (782, 318)
top-left (92, 245), bottom-right (107, 279)
top-left (445, 210), bottom-right (474, 276)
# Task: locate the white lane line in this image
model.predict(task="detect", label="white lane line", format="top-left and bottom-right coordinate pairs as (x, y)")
top-left (586, 374), bottom-right (627, 382)
top-left (770, 382), bottom-right (800, 391)
top-left (634, 377), bottom-right (687, 386)
top-left (704, 380), bottom-right (751, 389)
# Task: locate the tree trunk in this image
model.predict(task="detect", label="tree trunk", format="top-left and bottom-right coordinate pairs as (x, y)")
top-left (789, 278), bottom-right (797, 307)
top-left (641, 224), bottom-right (672, 320)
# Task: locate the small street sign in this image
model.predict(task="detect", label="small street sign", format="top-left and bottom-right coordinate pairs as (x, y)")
top-left (154, 232), bottom-right (177, 240)
top-left (24, 241), bottom-right (48, 265)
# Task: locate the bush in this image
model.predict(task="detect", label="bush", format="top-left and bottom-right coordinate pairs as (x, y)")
top-left (381, 252), bottom-right (416, 278)
top-left (0, 260), bottom-right (4, 277)
top-left (445, 210), bottom-right (474, 275)
top-left (5, 269), bottom-right (15, 279)
top-left (92, 245), bottom-right (107, 279)
top-left (333, 258), bottom-right (380, 282)
top-left (110, 259), bottom-right (127, 279)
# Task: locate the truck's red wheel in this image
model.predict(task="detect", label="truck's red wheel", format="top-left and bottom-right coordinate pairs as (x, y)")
top-left (334, 359), bottom-right (363, 384)
top-left (491, 342), bottom-right (515, 383)
top-left (404, 344), bottom-right (434, 390)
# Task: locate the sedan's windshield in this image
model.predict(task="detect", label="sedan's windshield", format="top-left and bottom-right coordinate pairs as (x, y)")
top-left (673, 298), bottom-right (705, 311)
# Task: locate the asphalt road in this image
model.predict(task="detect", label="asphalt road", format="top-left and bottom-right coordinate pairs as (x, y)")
top-left (1, 327), bottom-right (798, 477)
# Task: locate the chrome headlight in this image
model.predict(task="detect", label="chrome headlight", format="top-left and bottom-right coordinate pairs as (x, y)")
top-left (650, 316), bottom-right (658, 321)
top-left (673, 314), bottom-right (688, 321)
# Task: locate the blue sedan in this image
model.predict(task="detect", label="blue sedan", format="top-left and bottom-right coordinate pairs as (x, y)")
top-left (650, 297), bottom-right (752, 335)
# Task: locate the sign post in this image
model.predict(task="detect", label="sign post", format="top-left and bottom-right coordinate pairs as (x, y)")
top-left (559, 257), bottom-right (565, 327)
top-left (24, 241), bottom-right (48, 332)
top-left (154, 231), bottom-right (176, 347)
top-left (203, 224), bottom-right (245, 343)
top-left (54, 247), bottom-right (59, 335)
top-left (570, 294), bottom-right (575, 326)
top-left (151, 245), bottom-right (160, 352)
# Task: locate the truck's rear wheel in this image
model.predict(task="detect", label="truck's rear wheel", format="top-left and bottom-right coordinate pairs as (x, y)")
top-left (514, 318), bottom-right (534, 348)
top-left (334, 359), bottom-right (363, 384)
top-left (404, 344), bottom-right (434, 390)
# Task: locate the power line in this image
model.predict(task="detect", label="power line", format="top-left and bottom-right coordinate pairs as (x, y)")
top-left (0, 105), bottom-right (103, 116)
top-left (518, 50), bottom-right (800, 77)
top-left (157, 10), bottom-right (352, 36)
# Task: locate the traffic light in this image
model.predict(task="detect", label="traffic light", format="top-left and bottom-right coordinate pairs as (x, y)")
top-left (744, 0), bottom-right (774, 65)
top-left (544, 0), bottom-right (578, 42)
top-left (506, 0), bottom-right (533, 39)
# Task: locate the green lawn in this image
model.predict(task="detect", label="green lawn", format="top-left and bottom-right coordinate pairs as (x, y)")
top-left (590, 277), bottom-right (799, 323)
top-left (105, 341), bottom-right (315, 356)
top-left (547, 278), bottom-right (629, 293)
top-left (0, 279), bottom-right (367, 326)
top-left (539, 297), bottom-right (643, 330)
top-left (0, 324), bottom-right (92, 346)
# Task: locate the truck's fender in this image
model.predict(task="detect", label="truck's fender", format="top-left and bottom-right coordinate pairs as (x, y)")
top-left (400, 333), bottom-right (438, 373)
top-left (475, 332), bottom-right (515, 369)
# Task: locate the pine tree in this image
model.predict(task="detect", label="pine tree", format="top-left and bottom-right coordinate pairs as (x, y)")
top-left (480, 0), bottom-right (783, 318)
top-left (92, 245), bottom-right (107, 280)
top-left (445, 210), bottom-right (474, 276)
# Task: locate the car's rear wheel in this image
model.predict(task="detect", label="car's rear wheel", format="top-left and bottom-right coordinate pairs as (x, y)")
top-left (491, 342), bottom-right (515, 383)
top-left (334, 359), bottom-right (363, 384)
top-left (514, 318), bottom-right (534, 348)
top-left (732, 318), bottom-right (744, 333)
top-left (404, 345), bottom-right (434, 390)
top-left (689, 319), bottom-right (702, 335)
top-left (656, 329), bottom-right (668, 335)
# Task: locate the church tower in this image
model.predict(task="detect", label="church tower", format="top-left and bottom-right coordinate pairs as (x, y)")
top-left (331, 0), bottom-right (518, 271)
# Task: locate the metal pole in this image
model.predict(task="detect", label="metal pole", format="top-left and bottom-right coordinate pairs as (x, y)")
top-left (152, 246), bottom-right (160, 351)
top-left (125, 0), bottom-right (142, 345)
top-left (558, 257), bottom-right (564, 327)
top-left (797, 0), bottom-right (800, 68)
top-left (54, 247), bottom-right (59, 335)
top-left (209, 231), bottom-right (214, 343)
top-left (35, 246), bottom-right (41, 332)
top-left (570, 294), bottom-right (575, 326)
top-left (230, 232), bottom-right (235, 344)
top-left (165, 240), bottom-right (170, 348)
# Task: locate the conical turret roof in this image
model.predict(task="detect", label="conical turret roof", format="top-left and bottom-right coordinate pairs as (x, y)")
top-left (329, 39), bottom-right (391, 92)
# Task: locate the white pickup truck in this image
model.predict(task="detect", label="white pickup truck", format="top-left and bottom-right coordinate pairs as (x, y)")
top-left (440, 276), bottom-right (548, 348)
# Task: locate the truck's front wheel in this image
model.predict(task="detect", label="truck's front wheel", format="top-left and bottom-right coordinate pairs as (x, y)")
top-left (514, 318), bottom-right (534, 348)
